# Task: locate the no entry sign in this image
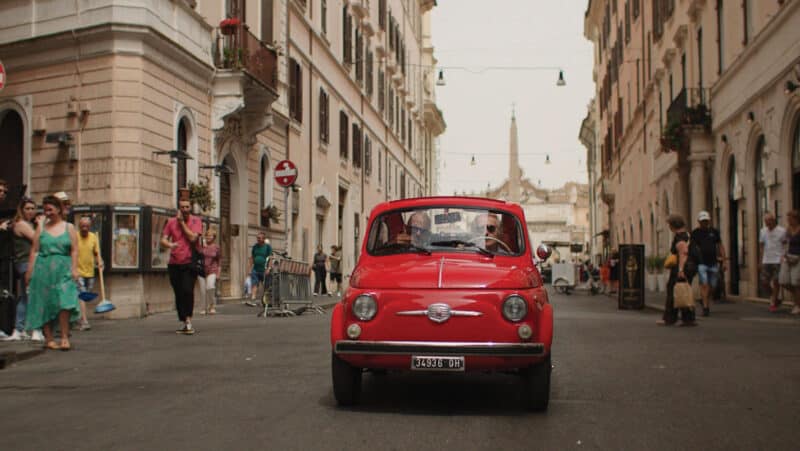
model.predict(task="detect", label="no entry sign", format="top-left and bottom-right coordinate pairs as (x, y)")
top-left (274, 159), bottom-right (298, 187)
top-left (0, 60), bottom-right (5, 91)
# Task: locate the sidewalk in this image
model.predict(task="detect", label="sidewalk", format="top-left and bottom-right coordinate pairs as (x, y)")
top-left (607, 289), bottom-right (800, 322)
top-left (0, 294), bottom-right (339, 370)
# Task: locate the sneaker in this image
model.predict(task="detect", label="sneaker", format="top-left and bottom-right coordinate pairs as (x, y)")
top-left (702, 307), bottom-right (710, 317)
top-left (30, 330), bottom-right (45, 342)
top-left (245, 300), bottom-right (257, 307)
top-left (79, 321), bottom-right (91, 331)
top-left (176, 323), bottom-right (189, 334)
top-left (184, 323), bottom-right (195, 335)
top-left (2, 329), bottom-right (22, 341)
top-left (791, 306), bottom-right (800, 315)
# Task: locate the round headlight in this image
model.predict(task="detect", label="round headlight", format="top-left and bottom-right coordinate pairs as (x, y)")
top-left (502, 295), bottom-right (528, 322)
top-left (352, 295), bottom-right (377, 321)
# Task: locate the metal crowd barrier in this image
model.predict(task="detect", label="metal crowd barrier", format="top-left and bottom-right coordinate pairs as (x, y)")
top-left (262, 256), bottom-right (325, 317)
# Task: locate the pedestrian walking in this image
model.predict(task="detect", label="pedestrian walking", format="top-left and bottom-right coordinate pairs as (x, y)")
top-left (246, 231), bottom-right (272, 306)
top-left (24, 195), bottom-right (80, 350)
top-left (199, 228), bottom-right (221, 315)
top-left (778, 210), bottom-right (800, 315)
top-left (690, 211), bottom-right (727, 317)
top-left (2, 198), bottom-right (36, 341)
top-left (76, 216), bottom-right (104, 330)
top-left (312, 245), bottom-right (328, 296)
top-left (658, 214), bottom-right (697, 326)
top-left (160, 199), bottom-right (202, 335)
top-left (759, 212), bottom-right (786, 312)
top-left (608, 251), bottom-right (620, 294)
top-left (329, 245), bottom-right (342, 296)
top-left (0, 179), bottom-right (14, 339)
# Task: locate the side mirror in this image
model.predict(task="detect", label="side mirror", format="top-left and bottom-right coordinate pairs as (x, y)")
top-left (536, 244), bottom-right (552, 261)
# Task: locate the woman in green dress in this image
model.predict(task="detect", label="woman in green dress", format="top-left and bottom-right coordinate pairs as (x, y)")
top-left (25, 195), bottom-right (80, 350)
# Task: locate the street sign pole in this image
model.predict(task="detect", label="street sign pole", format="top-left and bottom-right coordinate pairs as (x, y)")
top-left (284, 187), bottom-right (289, 255)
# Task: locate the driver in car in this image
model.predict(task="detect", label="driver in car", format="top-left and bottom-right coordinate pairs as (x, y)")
top-left (396, 211), bottom-right (431, 247)
top-left (473, 213), bottom-right (511, 255)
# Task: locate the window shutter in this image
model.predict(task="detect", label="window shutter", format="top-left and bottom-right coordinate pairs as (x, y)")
top-left (340, 111), bottom-right (348, 159)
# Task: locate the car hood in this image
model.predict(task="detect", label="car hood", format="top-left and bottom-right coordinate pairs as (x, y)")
top-left (350, 255), bottom-right (534, 289)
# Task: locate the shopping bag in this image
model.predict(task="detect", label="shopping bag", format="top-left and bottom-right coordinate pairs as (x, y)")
top-left (673, 281), bottom-right (694, 309)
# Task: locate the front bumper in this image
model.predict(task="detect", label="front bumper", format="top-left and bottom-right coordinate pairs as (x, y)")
top-left (334, 340), bottom-right (545, 357)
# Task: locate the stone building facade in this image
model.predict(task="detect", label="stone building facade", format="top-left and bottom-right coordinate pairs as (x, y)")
top-left (583, 0), bottom-right (800, 300)
top-left (0, 0), bottom-right (444, 317)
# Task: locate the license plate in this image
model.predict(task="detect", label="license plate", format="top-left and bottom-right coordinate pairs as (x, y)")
top-left (411, 356), bottom-right (465, 372)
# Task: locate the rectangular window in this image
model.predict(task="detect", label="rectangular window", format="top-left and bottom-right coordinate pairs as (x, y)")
top-left (379, 0), bottom-right (387, 30)
top-left (624, 1), bottom-right (631, 44)
top-left (378, 148), bottom-right (382, 183)
top-left (352, 123), bottom-right (362, 168)
top-left (355, 29), bottom-right (364, 83)
top-left (261, 0), bottom-right (273, 43)
top-left (717, 0), bottom-right (724, 74)
top-left (378, 70), bottom-right (385, 112)
top-left (343, 7), bottom-right (352, 64)
top-left (339, 111), bottom-right (349, 160)
top-left (743, 0), bottom-right (752, 45)
top-left (366, 50), bottom-right (374, 96)
top-left (289, 58), bottom-right (303, 123)
top-left (364, 135), bottom-right (372, 176)
top-left (321, 0), bottom-right (327, 35)
top-left (633, 0), bottom-right (640, 19)
top-left (697, 28), bottom-right (704, 89)
top-left (319, 88), bottom-right (329, 144)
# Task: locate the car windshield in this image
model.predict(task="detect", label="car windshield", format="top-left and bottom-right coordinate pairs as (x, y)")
top-left (366, 207), bottom-right (525, 256)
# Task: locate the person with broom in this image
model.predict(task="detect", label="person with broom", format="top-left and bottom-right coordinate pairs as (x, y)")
top-left (76, 216), bottom-right (103, 330)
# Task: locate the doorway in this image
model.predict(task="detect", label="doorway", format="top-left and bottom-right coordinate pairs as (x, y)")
top-left (0, 110), bottom-right (25, 205)
top-left (728, 157), bottom-right (740, 295)
top-left (219, 155), bottom-right (233, 297)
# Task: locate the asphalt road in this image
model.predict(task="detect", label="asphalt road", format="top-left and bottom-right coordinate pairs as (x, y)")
top-left (1, 293), bottom-right (799, 450)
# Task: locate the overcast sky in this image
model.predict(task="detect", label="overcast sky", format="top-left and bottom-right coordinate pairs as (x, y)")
top-left (431, 1), bottom-right (593, 195)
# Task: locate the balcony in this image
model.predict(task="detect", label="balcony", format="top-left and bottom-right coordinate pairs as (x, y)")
top-left (213, 23), bottom-right (278, 91)
top-left (661, 88), bottom-right (711, 152)
top-left (211, 22), bottom-right (280, 135)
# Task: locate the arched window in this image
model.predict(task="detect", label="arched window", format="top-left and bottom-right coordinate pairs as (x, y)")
top-left (177, 118), bottom-right (188, 191)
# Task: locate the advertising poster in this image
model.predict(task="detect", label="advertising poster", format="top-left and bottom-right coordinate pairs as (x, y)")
top-left (150, 211), bottom-right (171, 269)
top-left (112, 212), bottom-right (139, 269)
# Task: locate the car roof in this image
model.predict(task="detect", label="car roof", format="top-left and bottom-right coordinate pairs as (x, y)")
top-left (369, 196), bottom-right (524, 217)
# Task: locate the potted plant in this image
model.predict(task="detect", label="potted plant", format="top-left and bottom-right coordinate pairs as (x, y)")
top-left (220, 17), bottom-right (241, 35)
top-left (660, 118), bottom-right (683, 152)
top-left (188, 181), bottom-right (215, 213)
top-left (261, 204), bottom-right (281, 227)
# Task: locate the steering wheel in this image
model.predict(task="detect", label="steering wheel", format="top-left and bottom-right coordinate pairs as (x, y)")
top-left (469, 235), bottom-right (513, 254)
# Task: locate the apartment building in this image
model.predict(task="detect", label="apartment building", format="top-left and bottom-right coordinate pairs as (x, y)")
top-left (584, 0), bottom-right (800, 300)
top-left (0, 0), bottom-right (444, 318)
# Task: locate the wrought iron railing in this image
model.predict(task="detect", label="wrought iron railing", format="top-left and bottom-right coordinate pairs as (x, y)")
top-left (666, 87), bottom-right (711, 129)
top-left (214, 23), bottom-right (277, 91)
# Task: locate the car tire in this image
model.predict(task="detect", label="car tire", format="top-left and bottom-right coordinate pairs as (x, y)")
top-left (522, 355), bottom-right (551, 411)
top-left (332, 352), bottom-right (362, 406)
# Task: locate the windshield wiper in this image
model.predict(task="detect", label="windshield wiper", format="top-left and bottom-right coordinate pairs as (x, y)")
top-left (430, 240), bottom-right (494, 257)
top-left (375, 242), bottom-right (432, 256)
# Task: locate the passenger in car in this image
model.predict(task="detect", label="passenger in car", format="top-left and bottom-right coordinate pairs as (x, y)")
top-left (473, 213), bottom-right (512, 255)
top-left (395, 211), bottom-right (432, 247)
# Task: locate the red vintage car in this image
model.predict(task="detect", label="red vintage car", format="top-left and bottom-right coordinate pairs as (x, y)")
top-left (330, 197), bottom-right (554, 410)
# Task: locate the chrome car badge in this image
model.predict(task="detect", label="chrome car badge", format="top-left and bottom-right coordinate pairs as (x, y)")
top-left (427, 303), bottom-right (451, 323)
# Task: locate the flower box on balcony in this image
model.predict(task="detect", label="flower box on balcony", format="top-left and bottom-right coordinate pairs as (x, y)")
top-left (220, 17), bottom-right (241, 35)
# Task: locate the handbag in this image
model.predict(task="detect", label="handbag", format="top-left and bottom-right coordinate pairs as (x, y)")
top-left (664, 254), bottom-right (678, 269)
top-left (673, 281), bottom-right (694, 309)
top-left (785, 254), bottom-right (800, 266)
top-left (191, 245), bottom-right (206, 277)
